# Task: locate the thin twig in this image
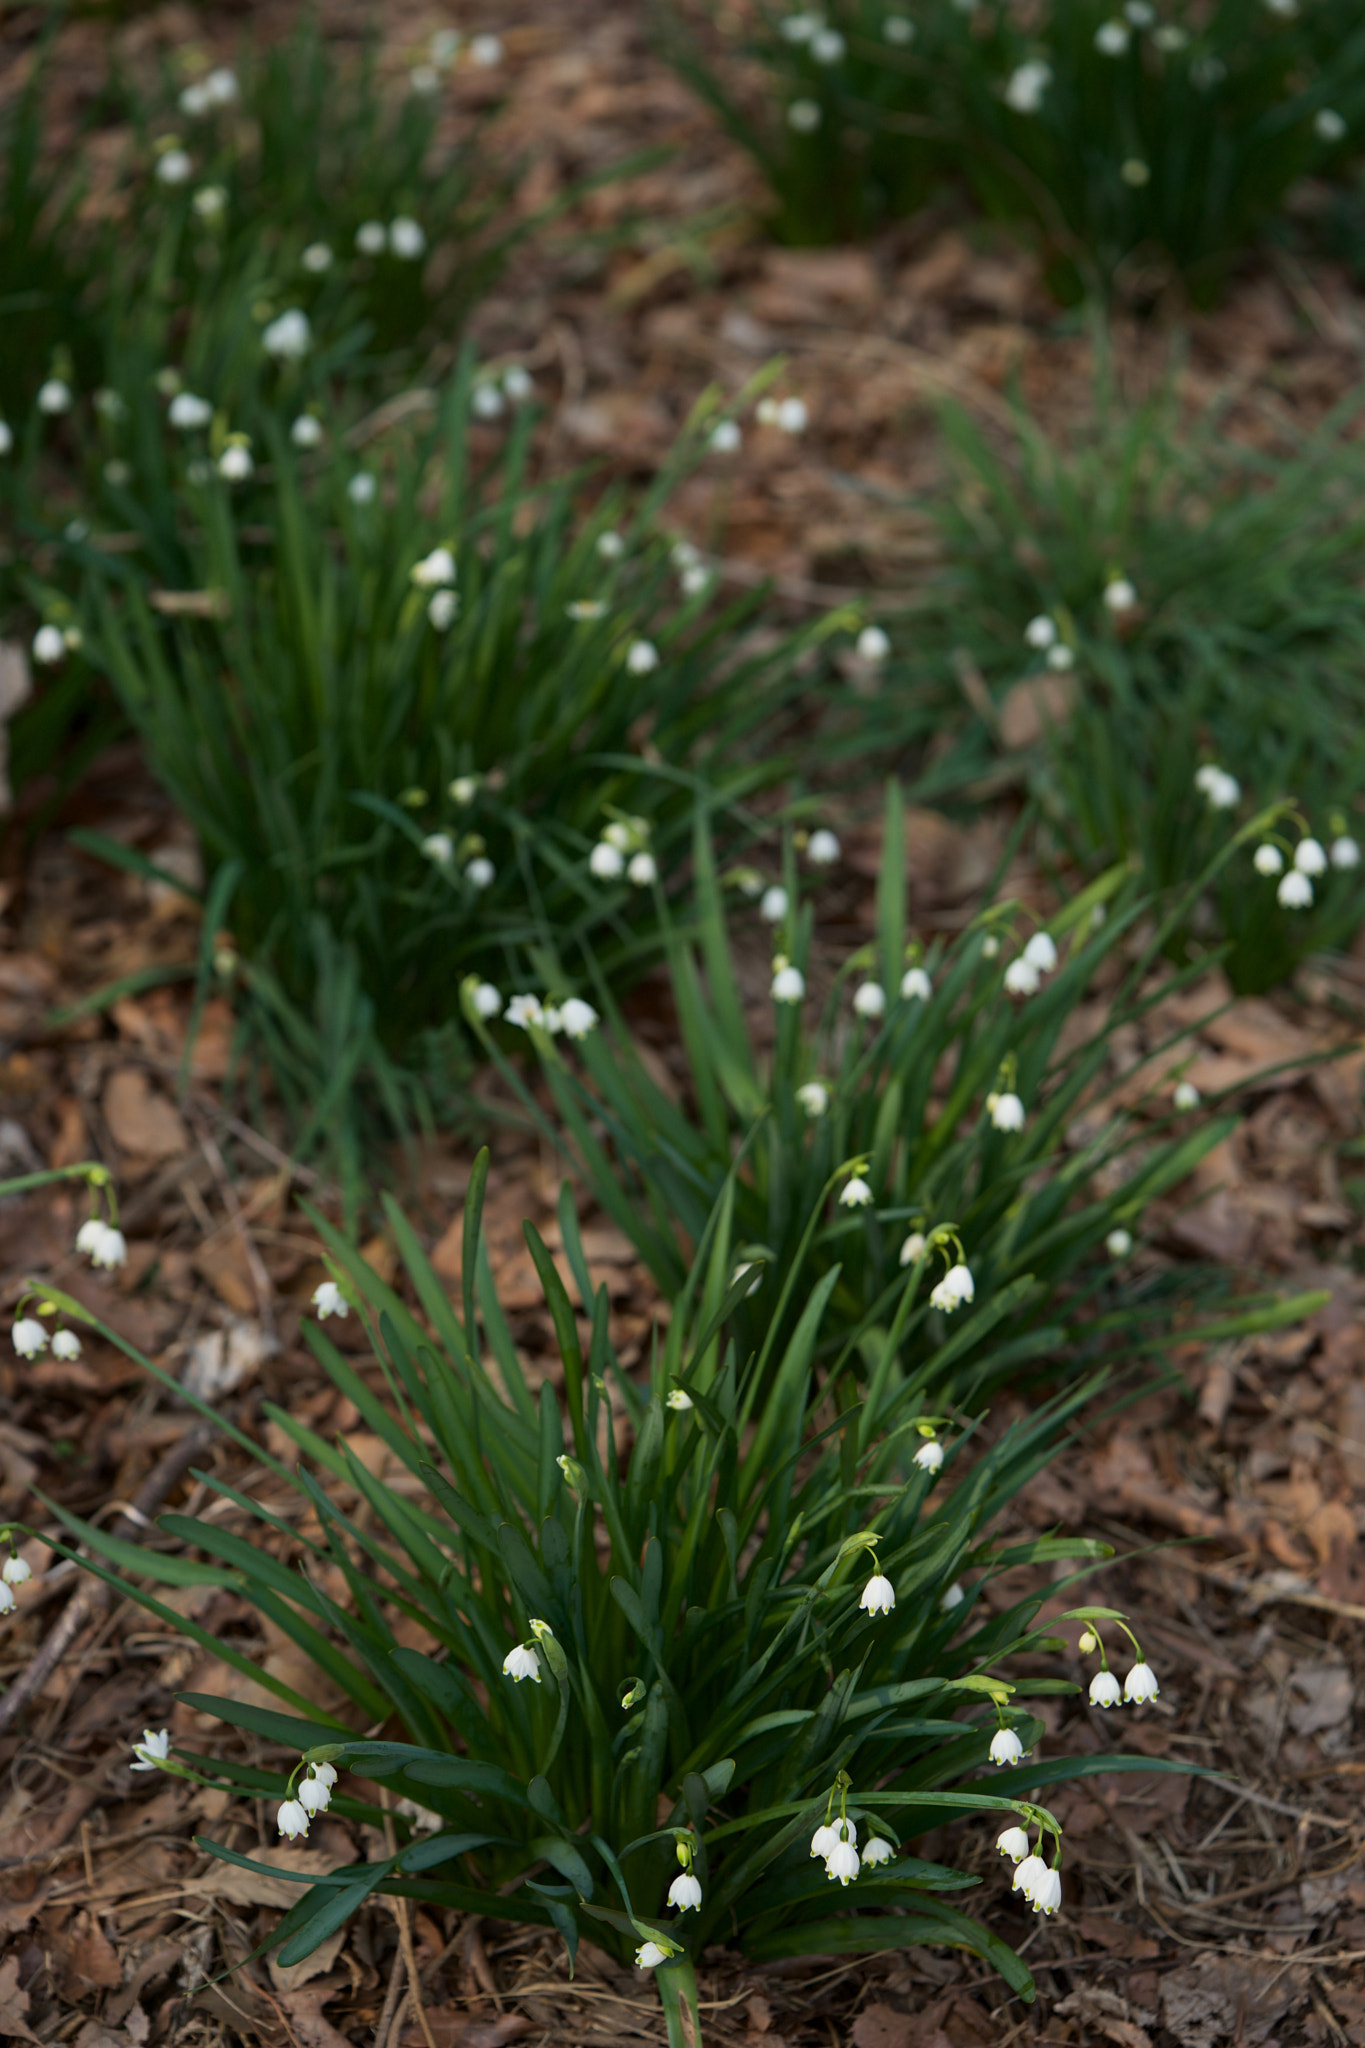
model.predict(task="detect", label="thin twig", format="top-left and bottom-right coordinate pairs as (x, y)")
top-left (373, 1946), bottom-right (408, 2048)
top-left (380, 1791), bottom-right (438, 2048)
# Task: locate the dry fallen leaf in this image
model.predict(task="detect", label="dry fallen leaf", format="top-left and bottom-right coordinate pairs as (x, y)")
top-left (185, 1843), bottom-right (352, 1910)
top-left (268, 1929), bottom-right (348, 1994)
top-left (1159, 1954), bottom-right (1304, 2048)
top-left (849, 2006), bottom-right (915, 2048)
top-left (1286, 1659), bottom-right (1354, 1735)
top-left (103, 1067), bottom-right (189, 1161)
top-left (0, 1956), bottom-right (41, 2044)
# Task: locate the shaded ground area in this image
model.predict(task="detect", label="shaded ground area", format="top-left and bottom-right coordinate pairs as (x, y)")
top-left (2, 2), bottom-right (1365, 2044)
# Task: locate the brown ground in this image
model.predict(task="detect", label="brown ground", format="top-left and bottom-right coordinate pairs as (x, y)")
top-left (2, 3), bottom-right (1365, 2046)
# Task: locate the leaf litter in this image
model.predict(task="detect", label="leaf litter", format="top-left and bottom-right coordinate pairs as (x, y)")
top-left (3, 1), bottom-right (1365, 2045)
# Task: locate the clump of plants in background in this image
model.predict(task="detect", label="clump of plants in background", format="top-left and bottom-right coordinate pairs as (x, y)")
top-left (840, 362), bottom-right (1365, 993)
top-left (24, 1152), bottom-right (1198, 2044)
top-left (658, 0), bottom-right (1365, 293)
top-left (471, 787), bottom-right (1318, 1400)
top-left (1, 16), bottom-right (518, 437)
top-left (72, 361), bottom-right (840, 1188)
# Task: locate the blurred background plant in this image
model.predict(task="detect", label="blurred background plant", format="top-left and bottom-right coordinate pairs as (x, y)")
top-left (471, 789), bottom-right (1317, 1407)
top-left (70, 362), bottom-right (839, 1197)
top-left (41, 1151), bottom-right (1196, 2037)
top-left (0, 15), bottom-right (545, 826)
top-left (2, 15), bottom-right (521, 433)
top-left (655, 0), bottom-right (1365, 296)
top-left (828, 356), bottom-right (1365, 994)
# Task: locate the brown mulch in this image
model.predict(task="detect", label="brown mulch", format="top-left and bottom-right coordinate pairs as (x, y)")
top-left (3, 2), bottom-right (1365, 2045)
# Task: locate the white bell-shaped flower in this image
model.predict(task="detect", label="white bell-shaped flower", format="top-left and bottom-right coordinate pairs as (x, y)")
top-left (989, 1727), bottom-right (1025, 1767)
top-left (857, 626), bottom-right (891, 662)
top-left (626, 639), bottom-right (659, 675)
top-left (862, 1836), bottom-right (894, 1866)
top-left (1032, 1865), bottom-right (1063, 1914)
top-left (860, 1573), bottom-right (895, 1616)
top-left (839, 1176), bottom-right (873, 1208)
top-left (262, 309), bottom-right (312, 360)
top-left (1124, 1660), bottom-right (1159, 1704)
top-left (298, 1774), bottom-right (331, 1815)
top-left (929, 1264), bottom-right (974, 1312)
top-left (92, 1224), bottom-right (128, 1269)
top-left (1294, 838), bottom-right (1328, 877)
top-left (997, 1825), bottom-right (1029, 1863)
top-left (32, 625), bottom-right (66, 666)
top-left (825, 1832), bottom-right (861, 1885)
top-left (668, 1872), bottom-right (702, 1912)
top-left (1012, 1852), bottom-right (1047, 1900)
top-left (1331, 835), bottom-right (1361, 869)
top-left (636, 1942), bottom-right (669, 1969)
top-left (899, 1231), bottom-right (926, 1267)
top-left (796, 1080), bottom-right (828, 1117)
top-left (853, 980), bottom-right (886, 1019)
top-left (311, 1762), bottom-right (339, 1790)
top-left (51, 1329), bottom-right (82, 1360)
top-left (760, 885), bottom-right (789, 923)
top-left (1173, 1080), bottom-right (1201, 1110)
top-left (807, 829), bottom-right (841, 865)
top-left (12, 1319), bottom-right (47, 1359)
top-left (900, 967), bottom-right (931, 1001)
top-left (1106, 1228), bottom-right (1132, 1257)
top-left (772, 964), bottom-right (806, 1004)
top-left (312, 1282), bottom-right (347, 1320)
top-left (987, 1091), bottom-right (1026, 1132)
top-left (1003, 958), bottom-right (1040, 997)
top-left (389, 216), bottom-right (426, 259)
top-left (913, 1439), bottom-right (944, 1475)
top-left (1024, 615), bottom-right (1057, 649)
top-left (502, 1643), bottom-right (541, 1684)
top-left (1278, 870), bottom-right (1313, 909)
top-left (412, 546), bottom-right (457, 588)
top-left (1253, 844), bottom-right (1284, 877)
top-left (1089, 1669), bottom-right (1122, 1708)
top-left (2, 1555), bottom-right (31, 1586)
top-left (1023, 931), bottom-right (1057, 973)
top-left (277, 1798), bottom-right (310, 1839)
top-left (589, 840), bottom-right (625, 881)
top-left (1194, 764), bottom-right (1240, 810)
top-left (559, 997), bottom-right (599, 1040)
top-left (131, 1729), bottom-right (171, 1771)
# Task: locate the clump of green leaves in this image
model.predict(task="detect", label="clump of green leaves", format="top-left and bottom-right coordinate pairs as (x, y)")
top-left (847, 362), bottom-right (1365, 992)
top-left (75, 361), bottom-right (836, 1187)
top-left (3, 16), bottom-right (518, 434)
top-left (470, 787), bottom-right (1314, 1407)
top-left (658, 0), bottom-right (1365, 294)
top-left (39, 1151), bottom-right (1194, 2040)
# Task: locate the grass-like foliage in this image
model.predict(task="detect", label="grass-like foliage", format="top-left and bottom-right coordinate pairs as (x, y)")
top-left (74, 361), bottom-right (834, 1186)
top-left (856, 366), bottom-right (1365, 991)
top-left (35, 1154), bottom-right (1197, 2043)
top-left (2, 17), bottom-right (520, 433)
top-left (472, 788), bottom-right (1309, 1407)
top-left (658, 0), bottom-right (1365, 294)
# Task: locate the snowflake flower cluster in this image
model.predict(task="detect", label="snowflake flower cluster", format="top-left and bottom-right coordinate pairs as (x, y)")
top-left (589, 816), bottom-right (656, 887)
